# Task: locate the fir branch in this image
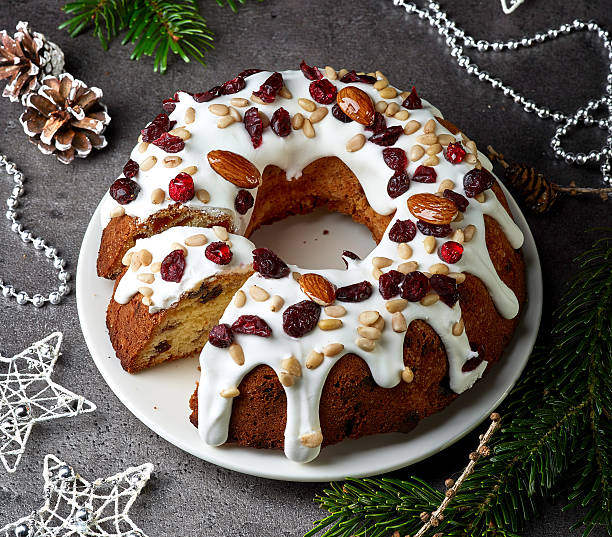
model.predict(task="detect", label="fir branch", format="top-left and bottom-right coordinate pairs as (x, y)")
top-left (59, 0), bottom-right (129, 49)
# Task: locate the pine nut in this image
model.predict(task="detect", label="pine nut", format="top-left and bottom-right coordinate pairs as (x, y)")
top-left (466, 140), bottom-right (477, 154)
top-left (150, 262), bottom-right (161, 273)
top-left (138, 286), bottom-right (153, 297)
top-left (416, 133), bottom-right (438, 145)
top-left (424, 236), bottom-right (436, 254)
top-left (170, 242), bottom-right (187, 255)
top-left (404, 120), bottom-right (421, 135)
top-left (292, 113), bottom-right (304, 130)
top-left (137, 273), bottom-right (154, 284)
top-left (400, 91), bottom-right (410, 100)
top-left (394, 110), bottom-right (410, 121)
top-left (356, 337), bottom-right (376, 352)
top-left (130, 254), bottom-right (142, 272)
top-left (449, 272), bottom-right (466, 284)
top-left (110, 206), bottom-right (125, 218)
top-left (318, 319), bottom-right (343, 331)
top-left (358, 326), bottom-right (382, 340)
top-left (230, 97), bottom-right (249, 107)
top-left (463, 224), bottom-right (476, 242)
top-left (398, 261), bottom-right (418, 274)
top-left (392, 312), bottom-right (407, 333)
top-left (398, 243), bottom-right (412, 259)
top-left (359, 310), bottom-right (380, 326)
top-left (184, 107), bottom-right (195, 124)
top-left (420, 293), bottom-right (440, 306)
top-left (196, 189), bottom-right (210, 203)
top-left (182, 165), bottom-right (198, 175)
top-left (438, 133), bottom-right (456, 145)
top-left (249, 285), bottom-right (270, 302)
top-left (426, 143), bottom-right (443, 155)
top-left (429, 263), bottom-right (449, 275)
top-left (337, 68), bottom-right (348, 78)
top-left (475, 192), bottom-right (486, 203)
top-left (409, 145), bottom-right (425, 161)
top-left (306, 350), bottom-right (324, 369)
top-left (373, 315), bottom-right (385, 332)
top-left (401, 366), bottom-right (414, 383)
top-left (324, 305), bottom-right (346, 318)
top-left (310, 107), bottom-right (328, 124)
top-left (386, 299), bottom-right (408, 313)
top-left (220, 387), bottom-right (239, 398)
top-left (234, 290), bottom-right (246, 307)
top-left (346, 134), bottom-right (366, 152)
top-left (162, 156), bottom-right (182, 168)
top-left (138, 142), bottom-right (149, 153)
top-left (424, 119), bottom-right (437, 134)
top-left (225, 342), bottom-right (244, 366)
top-left (323, 343), bottom-right (344, 357)
top-left (423, 155), bottom-right (440, 166)
top-left (122, 251), bottom-right (133, 266)
top-left (452, 229), bottom-right (465, 244)
top-left (185, 234), bottom-right (207, 247)
top-left (438, 179), bottom-right (455, 192)
top-left (140, 155), bottom-right (157, 171)
top-left (298, 98), bottom-right (316, 112)
top-left (228, 106), bottom-right (242, 122)
top-left (325, 66), bottom-right (337, 79)
top-left (385, 102), bottom-right (400, 117)
top-left (452, 318), bottom-right (465, 336)
top-left (217, 116), bottom-right (236, 129)
top-left (278, 86), bottom-right (292, 99)
top-left (302, 118), bottom-right (315, 138)
top-left (453, 211), bottom-right (464, 222)
top-left (474, 159), bottom-right (483, 170)
top-left (269, 295), bottom-right (284, 312)
top-left (372, 267), bottom-right (383, 280)
top-left (379, 87), bottom-right (397, 99)
top-left (209, 104), bottom-right (229, 116)
top-left (250, 94), bottom-right (266, 105)
top-left (465, 153), bottom-right (478, 164)
top-left (169, 127), bottom-right (191, 140)
top-left (300, 431), bottom-right (323, 448)
top-left (139, 249), bottom-right (152, 266)
top-left (281, 356), bottom-right (302, 377)
top-left (292, 271), bottom-right (302, 282)
top-left (141, 296), bottom-right (153, 307)
top-left (374, 78), bottom-right (389, 90)
top-left (213, 226), bottom-right (229, 240)
top-left (375, 101), bottom-right (388, 113)
top-left (372, 256), bottom-right (393, 269)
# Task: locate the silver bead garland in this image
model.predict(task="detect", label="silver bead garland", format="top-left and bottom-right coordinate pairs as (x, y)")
top-left (391, 0), bottom-right (612, 186)
top-left (0, 154), bottom-right (71, 307)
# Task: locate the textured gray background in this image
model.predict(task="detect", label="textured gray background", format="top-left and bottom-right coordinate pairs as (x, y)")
top-left (0, 0), bottom-right (610, 535)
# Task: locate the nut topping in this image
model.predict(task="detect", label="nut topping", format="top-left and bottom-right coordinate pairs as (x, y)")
top-left (207, 150), bottom-right (261, 189)
top-left (336, 86), bottom-right (375, 125)
top-left (407, 193), bottom-right (458, 225)
top-left (299, 273), bottom-right (336, 306)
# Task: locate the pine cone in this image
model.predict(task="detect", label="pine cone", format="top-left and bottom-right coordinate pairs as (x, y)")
top-left (19, 73), bottom-right (110, 164)
top-left (0, 21), bottom-right (64, 102)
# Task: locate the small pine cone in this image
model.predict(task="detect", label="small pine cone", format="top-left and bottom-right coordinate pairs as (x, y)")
top-left (419, 511), bottom-right (429, 522)
top-left (478, 445), bottom-right (491, 457)
top-left (19, 73), bottom-right (110, 164)
top-left (0, 21), bottom-right (64, 102)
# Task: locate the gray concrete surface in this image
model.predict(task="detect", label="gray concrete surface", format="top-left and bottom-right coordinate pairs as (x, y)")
top-left (0, 0), bottom-right (610, 535)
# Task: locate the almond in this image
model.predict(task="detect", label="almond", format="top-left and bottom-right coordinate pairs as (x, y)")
top-left (207, 150), bottom-right (261, 189)
top-left (299, 273), bottom-right (336, 306)
top-left (336, 86), bottom-right (375, 126)
top-left (407, 193), bottom-right (458, 225)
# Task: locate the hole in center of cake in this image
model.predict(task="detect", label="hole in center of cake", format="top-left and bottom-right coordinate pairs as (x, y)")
top-left (249, 207), bottom-right (376, 270)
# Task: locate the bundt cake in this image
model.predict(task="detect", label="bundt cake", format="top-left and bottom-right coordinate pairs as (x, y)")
top-left (97, 63), bottom-right (526, 463)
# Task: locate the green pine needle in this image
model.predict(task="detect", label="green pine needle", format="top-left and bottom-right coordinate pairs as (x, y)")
top-left (308, 232), bottom-right (612, 537)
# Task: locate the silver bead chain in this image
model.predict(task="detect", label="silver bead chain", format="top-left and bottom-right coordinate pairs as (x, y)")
top-left (392, 0), bottom-right (612, 186)
top-left (1, 154), bottom-right (71, 307)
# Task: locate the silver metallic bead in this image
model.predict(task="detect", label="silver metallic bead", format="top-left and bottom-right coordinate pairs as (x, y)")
top-left (58, 283), bottom-right (71, 296)
top-left (58, 270), bottom-right (71, 282)
top-left (33, 237), bottom-right (45, 250)
top-left (14, 523), bottom-right (31, 537)
top-left (20, 230), bottom-right (33, 243)
top-left (126, 531), bottom-right (144, 537)
top-left (6, 209), bottom-right (16, 220)
top-left (45, 247), bottom-right (58, 259)
top-left (2, 285), bottom-right (14, 298)
top-left (547, 29), bottom-right (559, 38)
top-left (6, 197), bottom-right (18, 209)
top-left (49, 291), bottom-right (61, 305)
top-left (466, 64), bottom-right (477, 75)
top-left (53, 257), bottom-right (66, 269)
top-left (12, 185), bottom-right (23, 197)
top-left (0, 154), bottom-right (6, 164)
top-left (12, 171), bottom-right (24, 183)
top-left (31, 294), bottom-right (46, 308)
top-left (11, 222), bottom-right (22, 233)
top-left (5, 162), bottom-right (16, 174)
top-left (564, 153), bottom-right (577, 164)
top-left (477, 40), bottom-right (489, 51)
top-left (478, 71), bottom-right (489, 81)
top-left (552, 112), bottom-right (564, 122)
top-left (15, 404), bottom-right (30, 420)
top-left (575, 153), bottom-right (588, 165)
top-left (588, 150), bottom-right (602, 161)
top-left (535, 33), bottom-right (546, 43)
top-left (15, 291), bottom-right (29, 305)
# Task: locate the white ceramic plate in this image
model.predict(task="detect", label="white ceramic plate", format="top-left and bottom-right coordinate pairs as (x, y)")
top-left (76, 186), bottom-right (542, 482)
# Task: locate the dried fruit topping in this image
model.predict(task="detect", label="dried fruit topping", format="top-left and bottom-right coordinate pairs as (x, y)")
top-left (237, 68), bottom-right (263, 78)
top-left (369, 125), bottom-right (403, 146)
top-left (379, 270), bottom-right (405, 299)
top-left (193, 86), bottom-right (222, 103)
top-left (299, 273), bottom-right (336, 306)
top-left (162, 93), bottom-right (180, 113)
top-left (331, 103), bottom-right (352, 123)
top-left (168, 172), bottom-right (194, 202)
top-left (205, 241), bottom-right (233, 265)
top-left (401, 271), bottom-right (429, 301)
top-left (365, 112), bottom-right (386, 133)
top-left (407, 193), bottom-right (457, 224)
top-left (382, 148), bottom-right (408, 172)
top-left (340, 70), bottom-right (377, 84)
top-left (109, 178), bottom-right (140, 205)
top-left (232, 315), bottom-right (272, 337)
top-left (336, 86), bottom-right (375, 126)
top-left (234, 189), bottom-right (254, 215)
top-left (207, 150), bottom-right (261, 188)
top-left (221, 76), bottom-right (246, 95)
top-left (462, 356), bottom-right (484, 372)
top-left (141, 113), bottom-right (171, 142)
top-left (252, 248), bottom-right (289, 278)
top-left (300, 60), bottom-right (322, 80)
top-left (412, 165), bottom-right (437, 183)
top-left (160, 249), bottom-right (186, 282)
top-left (444, 142), bottom-right (466, 164)
top-left (388, 219), bottom-right (416, 242)
top-left (270, 107), bottom-right (291, 137)
top-left (283, 300), bottom-right (321, 338)
top-left (401, 86), bottom-right (422, 110)
top-left (123, 159), bottom-right (139, 179)
top-left (417, 220), bottom-right (453, 237)
top-left (253, 72), bottom-right (283, 103)
top-left (463, 168), bottom-right (495, 198)
top-left (387, 171), bottom-right (411, 199)
top-left (443, 189), bottom-right (469, 212)
top-left (309, 78), bottom-right (337, 104)
top-left (336, 281), bottom-right (373, 302)
top-left (341, 250), bottom-right (360, 267)
top-left (430, 274), bottom-right (459, 307)
top-left (439, 241), bottom-right (464, 264)
top-left (208, 324), bottom-right (233, 348)
top-left (243, 107), bottom-right (264, 149)
top-left (152, 132), bottom-right (185, 153)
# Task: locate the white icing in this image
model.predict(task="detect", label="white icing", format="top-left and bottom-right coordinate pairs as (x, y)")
top-left (101, 68), bottom-right (525, 463)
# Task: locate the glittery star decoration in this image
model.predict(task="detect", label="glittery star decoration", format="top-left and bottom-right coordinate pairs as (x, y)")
top-left (0, 332), bottom-right (96, 472)
top-left (1, 455), bottom-right (153, 537)
top-left (500, 0), bottom-right (525, 14)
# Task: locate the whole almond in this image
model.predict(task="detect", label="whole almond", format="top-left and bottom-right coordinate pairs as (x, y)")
top-left (299, 273), bottom-right (336, 306)
top-left (407, 193), bottom-right (458, 224)
top-left (336, 86), bottom-right (375, 126)
top-left (207, 150), bottom-right (261, 188)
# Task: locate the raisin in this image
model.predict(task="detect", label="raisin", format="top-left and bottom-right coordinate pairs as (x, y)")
top-left (443, 189), bottom-right (469, 212)
top-left (244, 107), bottom-right (263, 149)
top-left (369, 126), bottom-right (403, 146)
top-left (388, 219), bottom-right (416, 242)
top-left (123, 159), bottom-right (139, 179)
top-left (401, 271), bottom-right (429, 301)
top-left (309, 79), bottom-right (337, 104)
top-left (282, 300), bottom-right (321, 338)
top-left (417, 220), bottom-right (453, 238)
top-left (209, 324), bottom-right (233, 348)
top-left (430, 274), bottom-right (459, 307)
top-left (168, 172), bottom-right (194, 202)
top-left (140, 113), bottom-right (171, 142)
top-left (232, 315), bottom-right (272, 337)
top-left (109, 177), bottom-right (139, 205)
top-left (253, 72), bottom-right (283, 103)
top-left (234, 189), bottom-right (254, 215)
top-left (463, 168), bottom-right (495, 198)
top-left (336, 281), bottom-right (373, 302)
top-left (300, 60), bottom-right (322, 80)
top-left (340, 70), bottom-right (377, 84)
top-left (252, 248), bottom-right (289, 278)
top-left (382, 147), bottom-right (408, 172)
top-left (221, 76), bottom-right (246, 94)
top-left (331, 103), bottom-right (352, 123)
top-left (387, 171), bottom-right (411, 199)
top-left (402, 86), bottom-right (422, 109)
top-left (444, 142), bottom-right (466, 164)
top-left (438, 241), bottom-right (464, 264)
top-left (205, 241), bottom-right (233, 265)
top-left (412, 165), bottom-right (437, 183)
top-left (160, 249), bottom-right (186, 282)
top-left (364, 112), bottom-right (386, 133)
top-left (270, 107), bottom-right (291, 137)
top-left (152, 132), bottom-right (185, 153)
top-left (378, 270), bottom-right (405, 299)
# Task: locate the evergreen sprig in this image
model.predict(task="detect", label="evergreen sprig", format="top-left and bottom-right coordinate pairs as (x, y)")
top-left (59, 0), bottom-right (248, 73)
top-left (308, 233), bottom-right (612, 537)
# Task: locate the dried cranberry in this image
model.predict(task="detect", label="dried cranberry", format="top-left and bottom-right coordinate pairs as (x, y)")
top-left (463, 168), bottom-right (495, 198)
top-left (252, 248), bottom-right (289, 278)
top-left (221, 76), bottom-right (246, 95)
top-left (109, 177), bottom-right (139, 205)
top-left (253, 72), bottom-right (283, 103)
top-left (379, 270), bottom-right (405, 299)
top-left (283, 300), bottom-right (321, 338)
top-left (141, 113), bottom-right (171, 142)
top-left (402, 86), bottom-right (422, 110)
top-left (331, 103), bottom-right (352, 123)
top-left (462, 356), bottom-right (484, 372)
top-left (234, 189), bottom-right (254, 215)
top-left (336, 281), bottom-right (373, 302)
top-left (300, 60), bottom-right (322, 80)
top-left (443, 189), bottom-right (469, 212)
top-left (205, 241), bottom-right (233, 265)
top-left (232, 315), bottom-right (272, 337)
top-left (160, 249), bottom-right (186, 282)
top-left (438, 241), bottom-right (464, 264)
top-left (389, 219), bottom-right (416, 242)
top-left (270, 107), bottom-right (291, 137)
top-left (152, 132), bottom-right (185, 153)
top-left (412, 165), bottom-right (437, 183)
top-left (208, 324), bottom-right (233, 348)
top-left (430, 274), bottom-right (459, 307)
top-left (341, 250), bottom-right (360, 267)
top-left (369, 126), bottom-right (403, 146)
top-left (123, 159), bottom-right (139, 179)
top-left (168, 172), bottom-right (194, 202)
top-left (193, 86), bottom-right (222, 102)
top-left (387, 171), bottom-right (411, 199)
top-left (417, 220), bottom-right (453, 238)
top-left (237, 69), bottom-right (263, 78)
top-left (309, 79), bottom-right (337, 104)
top-left (382, 148), bottom-right (408, 172)
top-left (444, 142), bottom-right (466, 164)
top-left (401, 271), bottom-right (429, 302)
top-left (365, 112), bottom-right (386, 133)
top-left (162, 95), bottom-right (178, 114)
top-left (340, 70), bottom-right (377, 84)
top-left (244, 107), bottom-right (263, 149)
